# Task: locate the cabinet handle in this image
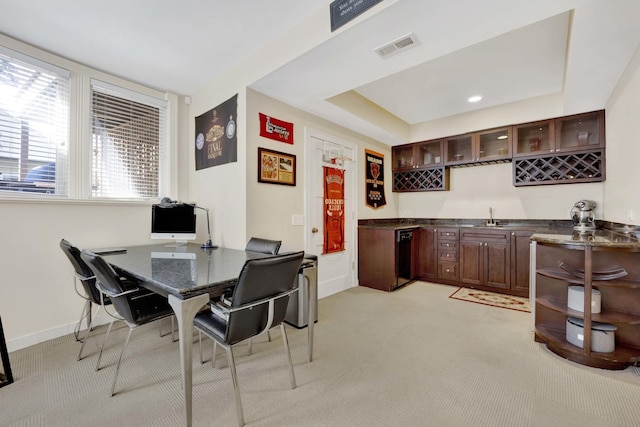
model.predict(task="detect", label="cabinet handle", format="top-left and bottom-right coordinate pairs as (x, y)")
top-left (512, 232), bottom-right (515, 236)
top-left (484, 242), bottom-right (488, 247)
top-left (446, 243), bottom-right (450, 247)
top-left (479, 242), bottom-right (483, 246)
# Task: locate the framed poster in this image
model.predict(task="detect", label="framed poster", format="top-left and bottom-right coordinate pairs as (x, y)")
top-left (194, 94), bottom-right (238, 170)
top-left (258, 147), bottom-right (296, 186)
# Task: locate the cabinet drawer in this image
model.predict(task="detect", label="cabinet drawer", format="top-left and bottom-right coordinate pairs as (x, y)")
top-left (437, 229), bottom-right (458, 240)
top-left (439, 249), bottom-right (457, 262)
top-left (438, 241), bottom-right (457, 250)
top-left (438, 262), bottom-right (458, 281)
top-left (460, 229), bottom-right (509, 243)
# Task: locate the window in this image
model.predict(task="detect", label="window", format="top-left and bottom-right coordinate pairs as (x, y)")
top-left (0, 39), bottom-right (171, 202)
top-left (0, 48), bottom-right (70, 196)
top-left (90, 80), bottom-right (166, 199)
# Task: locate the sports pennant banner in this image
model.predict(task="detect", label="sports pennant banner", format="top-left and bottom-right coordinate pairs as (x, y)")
top-left (365, 149), bottom-right (386, 209)
top-left (259, 113), bottom-right (294, 144)
top-left (323, 166), bottom-right (345, 254)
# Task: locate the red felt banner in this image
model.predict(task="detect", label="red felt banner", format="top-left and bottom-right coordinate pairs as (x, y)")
top-left (323, 166), bottom-right (345, 254)
top-left (259, 113), bottom-right (294, 144)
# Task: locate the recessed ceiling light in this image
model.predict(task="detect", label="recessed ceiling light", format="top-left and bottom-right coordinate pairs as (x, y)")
top-left (467, 95), bottom-right (482, 103)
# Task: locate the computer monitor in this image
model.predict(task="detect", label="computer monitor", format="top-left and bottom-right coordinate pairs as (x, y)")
top-left (151, 203), bottom-right (196, 246)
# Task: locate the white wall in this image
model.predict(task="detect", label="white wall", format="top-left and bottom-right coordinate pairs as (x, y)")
top-left (0, 201), bottom-right (156, 349)
top-left (186, 88), bottom-right (248, 251)
top-left (604, 44), bottom-right (640, 226)
top-left (403, 93), bottom-right (605, 220)
top-left (245, 89), bottom-right (398, 252)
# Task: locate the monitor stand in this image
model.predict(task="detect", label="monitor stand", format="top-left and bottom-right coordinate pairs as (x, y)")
top-left (164, 240), bottom-right (188, 248)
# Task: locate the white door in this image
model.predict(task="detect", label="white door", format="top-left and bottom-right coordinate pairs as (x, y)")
top-left (305, 129), bottom-right (357, 299)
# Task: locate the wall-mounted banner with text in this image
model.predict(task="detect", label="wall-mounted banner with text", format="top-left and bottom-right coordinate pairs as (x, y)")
top-left (195, 94), bottom-right (238, 170)
top-left (259, 113), bottom-right (294, 144)
top-left (365, 149), bottom-right (386, 209)
top-left (323, 166), bottom-right (345, 254)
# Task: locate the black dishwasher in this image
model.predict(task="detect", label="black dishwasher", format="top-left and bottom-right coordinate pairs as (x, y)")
top-left (396, 229), bottom-right (414, 289)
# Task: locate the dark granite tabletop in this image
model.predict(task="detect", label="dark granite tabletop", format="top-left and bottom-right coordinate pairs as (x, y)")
top-left (102, 243), bottom-right (270, 299)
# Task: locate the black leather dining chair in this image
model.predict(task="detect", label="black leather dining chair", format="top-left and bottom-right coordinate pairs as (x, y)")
top-left (200, 237), bottom-right (283, 363)
top-left (59, 239), bottom-right (114, 361)
top-left (244, 237), bottom-right (281, 255)
top-left (244, 237), bottom-right (281, 348)
top-left (80, 250), bottom-right (175, 396)
top-left (194, 251), bottom-right (304, 427)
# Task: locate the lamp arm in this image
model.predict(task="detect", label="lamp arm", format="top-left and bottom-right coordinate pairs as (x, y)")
top-left (187, 203), bottom-right (215, 249)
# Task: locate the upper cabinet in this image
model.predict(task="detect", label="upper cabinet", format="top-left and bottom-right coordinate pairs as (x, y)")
top-left (392, 109), bottom-right (606, 191)
top-left (554, 110), bottom-right (605, 152)
top-left (393, 139), bottom-right (447, 192)
top-left (444, 127), bottom-right (511, 165)
top-left (513, 110), bottom-right (604, 158)
top-left (393, 139), bottom-right (443, 171)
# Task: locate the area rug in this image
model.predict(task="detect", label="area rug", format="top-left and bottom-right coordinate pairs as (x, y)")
top-left (449, 287), bottom-right (531, 313)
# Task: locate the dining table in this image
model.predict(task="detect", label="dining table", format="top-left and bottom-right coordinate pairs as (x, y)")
top-left (101, 243), bottom-right (316, 427)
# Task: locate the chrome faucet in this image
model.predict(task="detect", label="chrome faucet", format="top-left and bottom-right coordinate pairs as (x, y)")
top-left (486, 207), bottom-right (497, 226)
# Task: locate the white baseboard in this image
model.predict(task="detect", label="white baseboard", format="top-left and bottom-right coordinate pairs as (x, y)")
top-left (7, 312), bottom-right (112, 353)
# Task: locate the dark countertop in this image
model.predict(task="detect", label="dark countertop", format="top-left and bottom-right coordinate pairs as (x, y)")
top-left (357, 218), bottom-right (574, 234)
top-left (358, 218), bottom-right (640, 248)
top-left (531, 229), bottom-right (640, 248)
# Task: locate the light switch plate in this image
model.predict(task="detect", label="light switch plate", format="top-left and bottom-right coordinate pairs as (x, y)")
top-left (291, 214), bottom-right (304, 226)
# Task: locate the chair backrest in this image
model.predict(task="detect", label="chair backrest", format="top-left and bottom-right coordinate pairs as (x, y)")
top-left (226, 251), bottom-right (304, 345)
top-left (79, 250), bottom-right (136, 324)
top-left (59, 239), bottom-right (102, 304)
top-left (244, 237), bottom-right (282, 255)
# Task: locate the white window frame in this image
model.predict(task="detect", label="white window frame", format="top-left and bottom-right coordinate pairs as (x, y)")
top-left (0, 33), bottom-right (177, 204)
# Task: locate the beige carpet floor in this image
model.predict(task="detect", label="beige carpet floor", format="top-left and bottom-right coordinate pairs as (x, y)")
top-left (2, 281), bottom-right (640, 427)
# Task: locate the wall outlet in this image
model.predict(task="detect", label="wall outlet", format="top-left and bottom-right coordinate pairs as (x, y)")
top-left (291, 214), bottom-right (304, 226)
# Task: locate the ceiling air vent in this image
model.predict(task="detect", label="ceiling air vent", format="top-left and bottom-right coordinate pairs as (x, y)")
top-left (374, 33), bottom-right (418, 58)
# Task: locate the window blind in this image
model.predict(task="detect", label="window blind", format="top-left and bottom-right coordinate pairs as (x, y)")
top-left (90, 80), bottom-right (166, 199)
top-left (0, 50), bottom-right (70, 196)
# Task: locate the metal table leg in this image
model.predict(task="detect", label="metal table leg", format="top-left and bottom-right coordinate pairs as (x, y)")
top-left (169, 293), bottom-right (209, 427)
top-left (304, 265), bottom-right (317, 363)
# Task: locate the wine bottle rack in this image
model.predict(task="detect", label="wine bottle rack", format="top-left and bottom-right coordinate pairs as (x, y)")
top-left (513, 150), bottom-right (604, 186)
top-left (393, 167), bottom-right (449, 192)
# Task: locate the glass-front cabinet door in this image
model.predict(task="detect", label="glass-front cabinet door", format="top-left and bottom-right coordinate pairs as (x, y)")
top-left (393, 139), bottom-right (443, 170)
top-left (554, 110), bottom-right (604, 153)
top-left (445, 127), bottom-right (510, 164)
top-left (444, 133), bottom-right (473, 165)
top-left (414, 139), bottom-right (443, 168)
top-left (477, 127), bottom-right (511, 161)
top-left (392, 144), bottom-right (415, 170)
top-left (513, 110), bottom-right (604, 157)
top-left (513, 120), bottom-right (554, 157)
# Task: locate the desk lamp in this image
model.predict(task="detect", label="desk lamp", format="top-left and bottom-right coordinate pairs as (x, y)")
top-left (160, 197), bottom-right (217, 249)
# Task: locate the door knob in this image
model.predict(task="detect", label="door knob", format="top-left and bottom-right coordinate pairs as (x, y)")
top-left (311, 227), bottom-right (318, 234)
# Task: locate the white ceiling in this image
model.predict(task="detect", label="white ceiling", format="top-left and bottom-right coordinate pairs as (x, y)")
top-left (1, 0), bottom-right (640, 146)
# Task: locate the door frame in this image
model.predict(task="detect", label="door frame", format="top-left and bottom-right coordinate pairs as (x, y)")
top-left (304, 127), bottom-right (358, 297)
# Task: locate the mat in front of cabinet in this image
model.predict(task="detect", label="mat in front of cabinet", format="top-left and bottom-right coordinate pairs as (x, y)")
top-left (449, 287), bottom-right (530, 313)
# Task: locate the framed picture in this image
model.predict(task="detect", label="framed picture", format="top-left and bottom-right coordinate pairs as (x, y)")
top-left (258, 147), bottom-right (296, 186)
